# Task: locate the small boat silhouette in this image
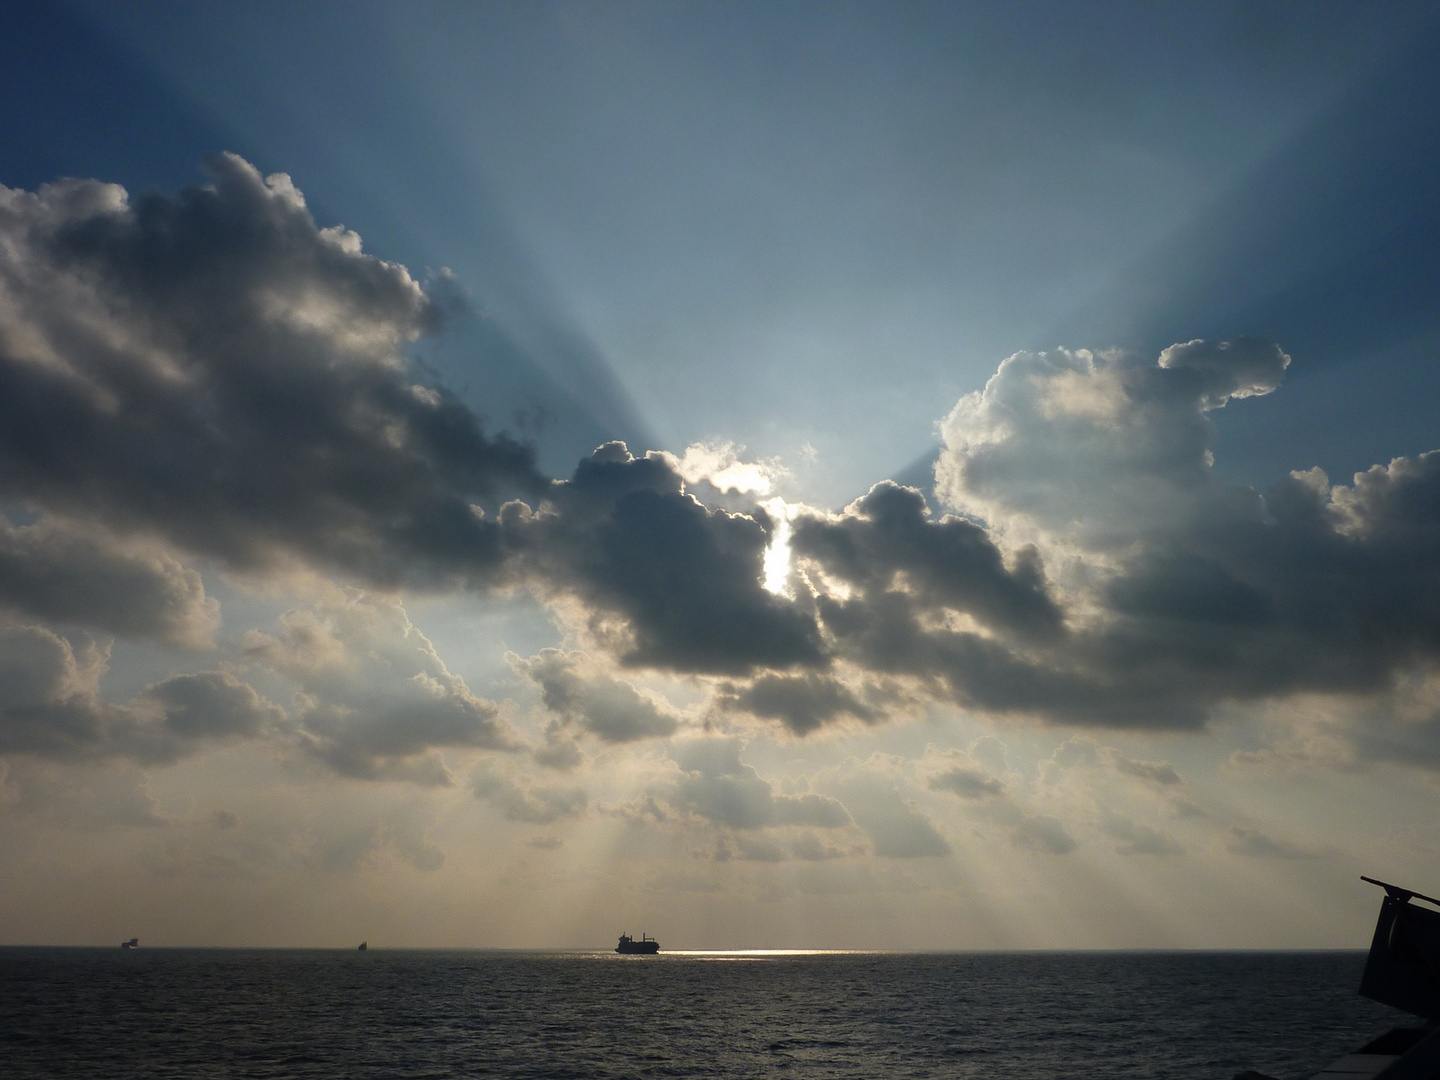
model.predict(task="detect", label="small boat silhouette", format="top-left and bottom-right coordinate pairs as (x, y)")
top-left (119, 937), bottom-right (138, 949)
top-left (357, 941), bottom-right (367, 951)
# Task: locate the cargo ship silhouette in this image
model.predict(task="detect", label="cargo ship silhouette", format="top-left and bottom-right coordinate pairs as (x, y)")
top-left (615, 933), bottom-right (659, 954)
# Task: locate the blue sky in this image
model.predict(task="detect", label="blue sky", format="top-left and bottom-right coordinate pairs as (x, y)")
top-left (1, 1), bottom-right (1438, 948)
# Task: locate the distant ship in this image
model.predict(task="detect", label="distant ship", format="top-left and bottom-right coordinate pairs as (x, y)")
top-left (357, 941), bottom-right (367, 951)
top-left (615, 933), bottom-right (659, 954)
top-left (119, 938), bottom-right (138, 949)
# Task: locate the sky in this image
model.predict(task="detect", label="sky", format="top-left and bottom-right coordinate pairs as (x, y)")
top-left (1, 0), bottom-right (1438, 950)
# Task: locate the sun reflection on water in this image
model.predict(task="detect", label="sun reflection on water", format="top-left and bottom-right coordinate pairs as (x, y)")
top-left (663, 949), bottom-right (876, 961)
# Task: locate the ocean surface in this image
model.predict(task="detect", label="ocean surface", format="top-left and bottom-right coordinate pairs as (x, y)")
top-left (0, 948), bottom-right (1413, 1079)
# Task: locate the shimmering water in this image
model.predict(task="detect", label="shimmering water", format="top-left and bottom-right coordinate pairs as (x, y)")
top-left (0, 948), bottom-right (1411, 1079)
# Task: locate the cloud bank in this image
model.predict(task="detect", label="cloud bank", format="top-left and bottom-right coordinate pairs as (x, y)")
top-left (0, 156), bottom-right (1437, 790)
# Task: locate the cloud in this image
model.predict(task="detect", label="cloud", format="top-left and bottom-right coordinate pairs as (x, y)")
top-left (922, 745), bottom-right (1088, 855)
top-left (0, 154), bottom-right (542, 590)
top-left (715, 671), bottom-right (883, 735)
top-left (668, 738), bottom-right (851, 831)
top-left (1109, 754), bottom-right (1182, 787)
top-left (826, 771), bottom-right (951, 858)
top-left (0, 758), bottom-right (171, 830)
top-left (857, 338), bottom-right (1440, 738)
top-left (928, 765), bottom-right (1007, 800)
top-left (1102, 814), bottom-right (1183, 857)
top-left (788, 832), bottom-right (849, 861)
top-left (245, 594), bottom-right (519, 782)
top-left (1225, 826), bottom-right (1324, 860)
top-left (211, 809), bottom-right (239, 830)
top-left (503, 442), bottom-right (823, 675)
top-left (0, 618), bottom-right (281, 763)
top-left (1007, 813), bottom-right (1078, 855)
top-left (471, 761), bottom-right (587, 825)
top-left (138, 670), bottom-right (284, 742)
top-left (513, 648), bottom-right (680, 743)
top-left (791, 480), bottom-right (1064, 643)
top-left (712, 829), bottom-right (853, 864)
top-left (6, 153), bottom-right (1439, 760)
top-left (935, 340), bottom-right (1290, 545)
top-left (1043, 737), bottom-right (1184, 790)
top-left (670, 441), bottom-right (779, 496)
top-left (717, 835), bottom-right (787, 862)
top-left (0, 517), bottom-right (218, 646)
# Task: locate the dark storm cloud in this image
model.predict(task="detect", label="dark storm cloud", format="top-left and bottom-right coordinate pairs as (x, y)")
top-left (0, 155), bottom-right (543, 588)
top-left (0, 517), bottom-right (216, 646)
top-left (503, 442), bottom-right (823, 675)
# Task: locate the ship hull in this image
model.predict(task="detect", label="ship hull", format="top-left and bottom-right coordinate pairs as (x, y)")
top-left (615, 935), bottom-right (660, 954)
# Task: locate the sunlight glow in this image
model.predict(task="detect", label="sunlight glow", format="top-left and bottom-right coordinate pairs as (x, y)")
top-left (666, 950), bottom-right (876, 959)
top-left (675, 442), bottom-right (774, 495)
top-left (761, 498), bottom-right (793, 596)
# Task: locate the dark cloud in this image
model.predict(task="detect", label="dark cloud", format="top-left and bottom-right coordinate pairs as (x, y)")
top-left (848, 340), bottom-right (1440, 735)
top-left (791, 481), bottom-right (1063, 643)
top-left (0, 517), bottom-right (217, 645)
top-left (716, 672), bottom-right (882, 735)
top-left (514, 648), bottom-right (680, 743)
top-left (0, 618), bottom-right (281, 763)
top-left (139, 670), bottom-right (283, 741)
top-left (504, 442), bottom-right (823, 675)
top-left (0, 155), bottom-right (543, 589)
top-left (788, 833), bottom-right (849, 861)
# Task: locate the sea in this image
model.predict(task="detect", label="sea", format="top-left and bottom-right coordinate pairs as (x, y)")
top-left (0, 948), bottom-right (1414, 1079)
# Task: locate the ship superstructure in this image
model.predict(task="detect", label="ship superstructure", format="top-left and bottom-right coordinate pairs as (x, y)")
top-left (615, 933), bottom-right (660, 954)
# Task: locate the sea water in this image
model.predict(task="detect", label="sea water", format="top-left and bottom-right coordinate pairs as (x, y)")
top-left (0, 948), bottom-right (1411, 1079)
